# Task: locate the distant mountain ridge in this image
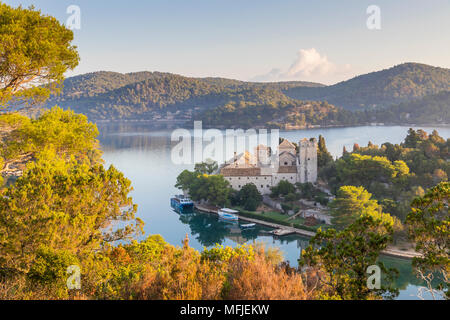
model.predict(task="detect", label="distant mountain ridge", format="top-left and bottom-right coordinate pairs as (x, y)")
top-left (46, 62), bottom-right (450, 126)
top-left (48, 71), bottom-right (324, 120)
top-left (57, 71), bottom-right (324, 100)
top-left (284, 63), bottom-right (450, 110)
top-left (368, 90), bottom-right (450, 124)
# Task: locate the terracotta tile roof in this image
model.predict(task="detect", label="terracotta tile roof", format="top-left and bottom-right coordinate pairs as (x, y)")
top-left (221, 167), bottom-right (261, 176)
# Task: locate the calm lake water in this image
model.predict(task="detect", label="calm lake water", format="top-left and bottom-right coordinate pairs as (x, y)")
top-left (98, 123), bottom-right (450, 300)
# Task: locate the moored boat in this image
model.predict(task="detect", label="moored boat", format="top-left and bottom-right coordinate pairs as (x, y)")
top-left (240, 223), bottom-right (256, 229)
top-left (170, 195), bottom-right (194, 213)
top-left (218, 208), bottom-right (239, 221)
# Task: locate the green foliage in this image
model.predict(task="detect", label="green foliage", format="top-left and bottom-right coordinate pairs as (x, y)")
top-left (201, 244), bottom-right (255, 263)
top-left (94, 235), bottom-right (308, 300)
top-left (335, 153), bottom-right (409, 188)
top-left (317, 135), bottom-right (333, 168)
top-left (281, 202), bottom-right (298, 214)
top-left (325, 129), bottom-right (449, 222)
top-left (296, 182), bottom-right (329, 204)
top-left (0, 3), bottom-right (79, 109)
top-left (0, 153), bottom-right (142, 274)
top-left (327, 148), bottom-right (415, 213)
top-left (175, 169), bottom-right (231, 207)
top-left (0, 156), bottom-right (3, 185)
top-left (0, 5), bottom-right (315, 301)
top-left (330, 186), bottom-right (381, 229)
top-left (175, 169), bottom-right (196, 191)
top-left (270, 180), bottom-right (295, 197)
top-left (234, 183), bottom-right (263, 211)
top-left (0, 106), bottom-right (101, 163)
top-left (200, 99), bottom-right (354, 129)
top-left (0, 106), bottom-right (143, 300)
top-left (237, 208), bottom-right (320, 232)
top-left (285, 63), bottom-right (450, 110)
top-left (194, 159), bottom-right (218, 175)
top-left (406, 182), bottom-right (449, 298)
top-left (46, 70), bottom-right (326, 123)
top-left (404, 128), bottom-right (426, 148)
top-left (369, 91), bottom-right (450, 125)
top-left (300, 210), bottom-right (398, 300)
top-left (314, 195), bottom-right (329, 206)
top-left (42, 62), bottom-right (450, 127)
top-left (285, 192), bottom-right (299, 202)
top-left (28, 246), bottom-right (79, 285)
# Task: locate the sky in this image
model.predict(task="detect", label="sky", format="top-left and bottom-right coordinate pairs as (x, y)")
top-left (4, 0), bottom-right (450, 84)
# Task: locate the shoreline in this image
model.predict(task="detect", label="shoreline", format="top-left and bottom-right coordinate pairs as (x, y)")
top-left (94, 119), bottom-right (450, 129)
top-left (194, 204), bottom-right (422, 260)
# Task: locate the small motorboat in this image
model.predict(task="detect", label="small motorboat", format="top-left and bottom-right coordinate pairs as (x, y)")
top-left (218, 208), bottom-right (239, 221)
top-left (240, 223), bottom-right (256, 229)
top-left (170, 195), bottom-right (194, 213)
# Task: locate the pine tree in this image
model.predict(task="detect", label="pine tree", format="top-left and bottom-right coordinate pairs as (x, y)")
top-left (317, 135), bottom-right (333, 168)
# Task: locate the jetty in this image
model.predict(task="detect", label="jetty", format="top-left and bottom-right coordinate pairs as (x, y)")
top-left (195, 204), bottom-right (317, 238)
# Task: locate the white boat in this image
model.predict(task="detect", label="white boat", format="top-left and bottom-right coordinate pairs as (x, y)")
top-left (218, 208), bottom-right (239, 221)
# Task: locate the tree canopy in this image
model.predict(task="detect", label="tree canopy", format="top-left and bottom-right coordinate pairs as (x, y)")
top-left (0, 3), bottom-right (79, 109)
top-left (300, 209), bottom-right (397, 300)
top-left (330, 186), bottom-right (381, 228)
top-left (406, 182), bottom-right (449, 299)
top-left (175, 169), bottom-right (231, 207)
top-left (234, 183), bottom-right (263, 211)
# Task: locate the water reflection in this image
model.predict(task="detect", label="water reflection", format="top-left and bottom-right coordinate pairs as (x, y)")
top-left (175, 209), bottom-right (317, 259)
top-left (176, 209), bottom-right (439, 299)
top-left (97, 122), bottom-right (449, 300)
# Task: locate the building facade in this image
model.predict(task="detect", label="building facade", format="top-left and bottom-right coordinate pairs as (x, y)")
top-left (220, 138), bottom-right (318, 195)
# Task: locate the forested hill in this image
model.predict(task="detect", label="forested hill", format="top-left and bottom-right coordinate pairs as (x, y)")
top-left (284, 63), bottom-right (450, 110)
top-left (368, 90), bottom-right (450, 125)
top-left (51, 71), bottom-right (323, 103)
top-left (46, 71), bottom-right (324, 121)
top-left (45, 63), bottom-right (450, 126)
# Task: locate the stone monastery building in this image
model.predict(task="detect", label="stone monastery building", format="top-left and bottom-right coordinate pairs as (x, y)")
top-left (220, 138), bottom-right (318, 195)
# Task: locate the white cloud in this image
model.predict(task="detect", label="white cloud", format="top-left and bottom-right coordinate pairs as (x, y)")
top-left (286, 48), bottom-right (334, 77)
top-left (251, 48), bottom-right (351, 84)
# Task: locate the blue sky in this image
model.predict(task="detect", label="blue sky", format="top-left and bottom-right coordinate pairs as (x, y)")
top-left (5, 0), bottom-right (450, 84)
